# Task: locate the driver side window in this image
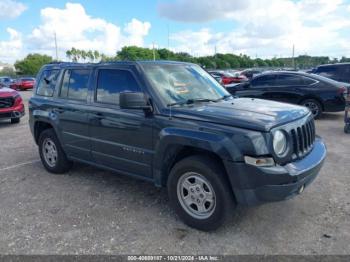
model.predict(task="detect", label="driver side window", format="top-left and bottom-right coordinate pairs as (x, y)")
top-left (96, 69), bottom-right (141, 105)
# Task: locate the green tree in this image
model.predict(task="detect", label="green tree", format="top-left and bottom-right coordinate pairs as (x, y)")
top-left (15, 54), bottom-right (53, 76)
top-left (117, 46), bottom-right (159, 60)
top-left (0, 67), bottom-right (16, 77)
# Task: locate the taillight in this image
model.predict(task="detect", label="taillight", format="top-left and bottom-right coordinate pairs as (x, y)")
top-left (338, 86), bottom-right (347, 99)
top-left (222, 77), bottom-right (231, 85)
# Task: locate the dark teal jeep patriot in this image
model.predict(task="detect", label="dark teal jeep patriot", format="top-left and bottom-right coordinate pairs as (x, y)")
top-left (29, 61), bottom-right (326, 230)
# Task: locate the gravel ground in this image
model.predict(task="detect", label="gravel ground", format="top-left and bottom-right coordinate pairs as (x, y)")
top-left (0, 90), bottom-right (349, 255)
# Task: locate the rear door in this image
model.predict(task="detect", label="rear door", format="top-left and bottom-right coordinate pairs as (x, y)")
top-left (234, 74), bottom-right (277, 98)
top-left (55, 68), bottom-right (93, 162)
top-left (265, 74), bottom-right (306, 104)
top-left (89, 66), bottom-right (154, 178)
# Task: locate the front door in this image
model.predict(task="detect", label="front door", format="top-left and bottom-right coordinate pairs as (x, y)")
top-left (89, 67), bottom-right (154, 178)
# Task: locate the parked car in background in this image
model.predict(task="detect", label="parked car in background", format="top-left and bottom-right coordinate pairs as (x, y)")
top-left (13, 77), bottom-right (36, 90)
top-left (0, 76), bottom-right (13, 88)
top-left (240, 69), bottom-right (264, 79)
top-left (208, 70), bottom-right (247, 85)
top-left (29, 61), bottom-right (326, 230)
top-left (0, 86), bottom-right (25, 124)
top-left (226, 71), bottom-right (348, 118)
top-left (312, 63), bottom-right (350, 84)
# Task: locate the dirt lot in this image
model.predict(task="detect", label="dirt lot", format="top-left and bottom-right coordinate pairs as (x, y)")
top-left (0, 90), bottom-right (349, 255)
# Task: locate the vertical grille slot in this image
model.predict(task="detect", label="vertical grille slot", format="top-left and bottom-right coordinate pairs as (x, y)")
top-left (290, 118), bottom-right (315, 159)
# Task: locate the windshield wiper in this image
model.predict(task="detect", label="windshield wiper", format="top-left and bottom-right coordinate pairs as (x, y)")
top-left (214, 94), bottom-right (233, 102)
top-left (167, 98), bottom-right (216, 107)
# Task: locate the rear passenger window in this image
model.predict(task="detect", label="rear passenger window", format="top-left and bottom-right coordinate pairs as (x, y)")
top-left (275, 75), bottom-right (303, 86)
top-left (302, 77), bottom-right (317, 85)
top-left (96, 69), bottom-right (141, 105)
top-left (251, 75), bottom-right (276, 87)
top-left (60, 69), bottom-right (90, 101)
top-left (36, 70), bottom-right (59, 97)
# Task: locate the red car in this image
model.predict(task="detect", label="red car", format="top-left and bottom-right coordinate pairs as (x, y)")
top-left (13, 77), bottom-right (35, 90)
top-left (0, 87), bottom-right (25, 124)
top-left (208, 70), bottom-right (248, 85)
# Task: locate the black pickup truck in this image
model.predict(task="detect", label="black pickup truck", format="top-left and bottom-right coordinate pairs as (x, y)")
top-left (29, 61), bottom-right (326, 231)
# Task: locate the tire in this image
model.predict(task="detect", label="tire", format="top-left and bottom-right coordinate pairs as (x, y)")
top-left (167, 155), bottom-right (236, 231)
top-left (301, 99), bottom-right (322, 119)
top-left (38, 128), bottom-right (72, 174)
top-left (345, 124), bottom-right (350, 134)
top-left (11, 118), bottom-right (20, 124)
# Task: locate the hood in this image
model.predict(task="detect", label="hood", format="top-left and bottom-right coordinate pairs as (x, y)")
top-left (0, 87), bottom-right (18, 98)
top-left (163, 98), bottom-right (310, 132)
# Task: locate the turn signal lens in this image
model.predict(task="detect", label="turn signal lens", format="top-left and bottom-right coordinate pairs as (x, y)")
top-left (244, 156), bottom-right (275, 167)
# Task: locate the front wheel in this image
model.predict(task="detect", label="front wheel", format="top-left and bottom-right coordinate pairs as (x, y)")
top-left (167, 155), bottom-right (236, 231)
top-left (301, 99), bottom-right (322, 119)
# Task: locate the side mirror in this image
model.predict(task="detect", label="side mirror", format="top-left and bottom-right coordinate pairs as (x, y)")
top-left (119, 92), bottom-right (152, 110)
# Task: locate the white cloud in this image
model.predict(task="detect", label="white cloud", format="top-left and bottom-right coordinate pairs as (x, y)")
top-left (161, 0), bottom-right (350, 58)
top-left (27, 3), bottom-right (151, 60)
top-left (0, 0), bottom-right (27, 19)
top-left (124, 18), bottom-right (151, 46)
top-left (158, 0), bottom-right (250, 23)
top-left (0, 28), bottom-right (23, 63)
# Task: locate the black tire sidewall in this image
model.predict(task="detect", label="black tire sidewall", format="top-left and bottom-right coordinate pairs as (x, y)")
top-left (167, 155), bottom-right (235, 231)
top-left (38, 129), bottom-right (72, 174)
top-left (302, 99), bottom-right (322, 119)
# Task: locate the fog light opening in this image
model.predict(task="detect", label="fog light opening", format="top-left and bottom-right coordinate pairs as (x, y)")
top-left (298, 185), bottom-right (305, 194)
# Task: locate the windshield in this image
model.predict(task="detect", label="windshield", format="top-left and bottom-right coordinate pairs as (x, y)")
top-left (142, 64), bottom-right (229, 105)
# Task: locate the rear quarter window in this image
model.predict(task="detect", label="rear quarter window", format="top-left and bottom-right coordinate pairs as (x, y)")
top-left (36, 70), bottom-right (60, 97)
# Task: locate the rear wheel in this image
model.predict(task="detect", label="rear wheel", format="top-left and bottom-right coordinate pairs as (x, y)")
top-left (301, 99), bottom-right (322, 119)
top-left (11, 118), bottom-right (20, 124)
top-left (38, 129), bottom-right (72, 174)
top-left (167, 155), bottom-right (236, 231)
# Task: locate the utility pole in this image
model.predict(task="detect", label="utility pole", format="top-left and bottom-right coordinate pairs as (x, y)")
top-left (153, 42), bottom-right (156, 61)
top-left (167, 24), bottom-right (170, 50)
top-left (292, 44), bottom-right (295, 70)
top-left (54, 32), bottom-right (58, 61)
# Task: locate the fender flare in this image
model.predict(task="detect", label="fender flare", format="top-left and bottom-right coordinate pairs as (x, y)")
top-left (153, 127), bottom-right (242, 186)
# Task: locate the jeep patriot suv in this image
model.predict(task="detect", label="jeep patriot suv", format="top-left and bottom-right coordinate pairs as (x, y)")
top-left (29, 61), bottom-right (327, 230)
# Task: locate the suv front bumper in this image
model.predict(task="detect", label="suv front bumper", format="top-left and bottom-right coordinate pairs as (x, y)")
top-left (224, 137), bottom-right (326, 206)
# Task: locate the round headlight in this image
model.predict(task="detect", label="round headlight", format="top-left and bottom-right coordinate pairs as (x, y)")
top-left (273, 130), bottom-right (287, 156)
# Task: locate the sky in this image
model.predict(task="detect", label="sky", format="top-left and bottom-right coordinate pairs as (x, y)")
top-left (1, 0), bottom-right (350, 64)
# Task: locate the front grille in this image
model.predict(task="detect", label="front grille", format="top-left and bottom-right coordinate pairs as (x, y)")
top-left (290, 118), bottom-right (315, 158)
top-left (0, 97), bottom-right (14, 109)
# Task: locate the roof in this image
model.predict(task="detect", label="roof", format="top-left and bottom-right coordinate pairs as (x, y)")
top-left (42, 60), bottom-right (194, 69)
top-left (257, 70), bottom-right (310, 77)
top-left (317, 62), bottom-right (350, 67)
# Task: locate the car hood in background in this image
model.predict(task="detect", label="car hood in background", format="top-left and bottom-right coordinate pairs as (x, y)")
top-left (0, 87), bottom-right (18, 98)
top-left (162, 98), bottom-right (310, 132)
